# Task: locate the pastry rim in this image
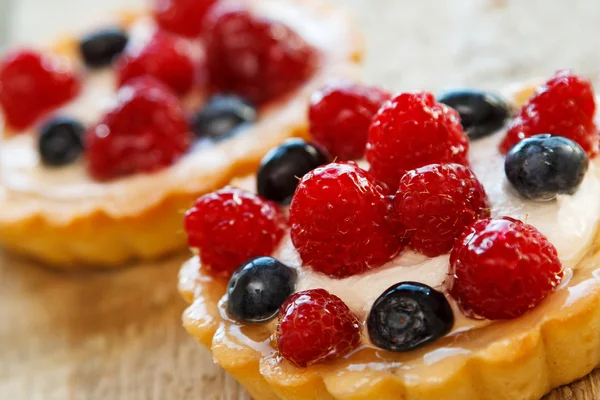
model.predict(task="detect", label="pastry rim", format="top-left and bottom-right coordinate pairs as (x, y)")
top-left (179, 241), bottom-right (600, 400)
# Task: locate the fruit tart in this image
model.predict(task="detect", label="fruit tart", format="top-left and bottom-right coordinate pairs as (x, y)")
top-left (0, 0), bottom-right (362, 268)
top-left (179, 70), bottom-right (600, 400)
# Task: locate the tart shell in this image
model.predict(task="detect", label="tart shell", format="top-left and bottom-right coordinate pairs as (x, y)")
top-left (0, 0), bottom-right (363, 268)
top-left (179, 238), bottom-right (600, 400)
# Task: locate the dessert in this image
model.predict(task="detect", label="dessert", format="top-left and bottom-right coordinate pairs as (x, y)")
top-left (0, 0), bottom-right (363, 268)
top-left (179, 72), bottom-right (600, 399)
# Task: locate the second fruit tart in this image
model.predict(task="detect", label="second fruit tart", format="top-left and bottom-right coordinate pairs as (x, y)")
top-left (179, 71), bottom-right (600, 399)
top-left (0, 0), bottom-right (363, 268)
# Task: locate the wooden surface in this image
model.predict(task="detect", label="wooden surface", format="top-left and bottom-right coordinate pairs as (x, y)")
top-left (4, 0), bottom-right (600, 399)
top-left (0, 252), bottom-right (251, 400)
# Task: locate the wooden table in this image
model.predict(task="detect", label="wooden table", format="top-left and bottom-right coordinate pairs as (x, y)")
top-left (3, 0), bottom-right (600, 399)
top-left (0, 252), bottom-right (599, 400)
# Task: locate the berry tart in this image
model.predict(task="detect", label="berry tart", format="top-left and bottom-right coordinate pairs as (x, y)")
top-left (0, 0), bottom-right (363, 268)
top-left (179, 70), bottom-right (600, 400)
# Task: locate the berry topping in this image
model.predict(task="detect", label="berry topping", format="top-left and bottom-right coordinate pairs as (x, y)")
top-left (289, 162), bottom-right (403, 278)
top-left (0, 50), bottom-right (80, 130)
top-left (154, 0), bottom-right (217, 38)
top-left (309, 82), bottom-right (391, 160)
top-left (227, 256), bottom-right (297, 323)
top-left (80, 28), bottom-right (129, 68)
top-left (116, 32), bottom-right (195, 96)
top-left (366, 91), bottom-right (469, 188)
top-left (437, 89), bottom-right (510, 140)
top-left (204, 5), bottom-right (318, 105)
top-left (499, 70), bottom-right (599, 156)
top-left (86, 77), bottom-right (191, 181)
top-left (184, 187), bottom-right (286, 277)
top-left (276, 289), bottom-right (361, 367)
top-left (449, 217), bottom-right (563, 320)
top-left (394, 163), bottom-right (491, 257)
top-left (367, 282), bottom-right (454, 352)
top-left (505, 134), bottom-right (589, 201)
top-left (38, 117), bottom-right (85, 167)
top-left (257, 139), bottom-right (330, 205)
top-left (191, 94), bottom-right (257, 139)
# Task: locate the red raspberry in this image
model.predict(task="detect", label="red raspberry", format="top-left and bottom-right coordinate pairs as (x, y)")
top-left (86, 77), bottom-right (191, 180)
top-left (204, 5), bottom-right (318, 105)
top-left (448, 217), bottom-right (563, 320)
top-left (276, 289), bottom-right (361, 367)
top-left (184, 187), bottom-right (286, 277)
top-left (366, 91), bottom-right (469, 189)
top-left (499, 70), bottom-right (599, 156)
top-left (394, 163), bottom-right (490, 257)
top-left (116, 32), bottom-right (195, 96)
top-left (153, 0), bottom-right (217, 38)
top-left (0, 50), bottom-right (80, 130)
top-left (309, 82), bottom-right (391, 160)
top-left (289, 162), bottom-right (403, 278)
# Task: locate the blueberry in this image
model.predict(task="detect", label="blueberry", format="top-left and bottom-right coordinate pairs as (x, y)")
top-left (505, 134), bottom-right (589, 201)
top-left (227, 257), bottom-right (297, 323)
top-left (367, 282), bottom-right (454, 352)
top-left (191, 95), bottom-right (257, 139)
top-left (80, 28), bottom-right (128, 68)
top-left (438, 89), bottom-right (510, 140)
top-left (38, 117), bottom-right (85, 167)
top-left (257, 139), bottom-right (330, 205)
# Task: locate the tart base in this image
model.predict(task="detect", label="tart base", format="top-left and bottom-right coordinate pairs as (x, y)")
top-left (179, 236), bottom-right (600, 400)
top-left (0, 0), bottom-right (363, 269)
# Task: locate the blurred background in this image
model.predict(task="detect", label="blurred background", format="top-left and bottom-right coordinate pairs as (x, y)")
top-left (4, 0), bottom-right (600, 90)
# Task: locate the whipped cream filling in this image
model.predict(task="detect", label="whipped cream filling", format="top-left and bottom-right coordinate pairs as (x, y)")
top-left (272, 129), bottom-right (600, 324)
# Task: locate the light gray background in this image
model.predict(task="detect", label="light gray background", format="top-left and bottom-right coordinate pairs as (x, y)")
top-left (5, 0), bottom-right (600, 91)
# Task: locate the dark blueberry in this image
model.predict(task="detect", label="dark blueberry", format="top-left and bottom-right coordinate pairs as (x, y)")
top-left (505, 134), bottom-right (589, 201)
top-left (80, 28), bottom-right (128, 68)
top-left (38, 117), bottom-right (85, 167)
top-left (438, 89), bottom-right (510, 140)
top-left (191, 95), bottom-right (257, 139)
top-left (257, 139), bottom-right (330, 205)
top-left (367, 282), bottom-right (454, 352)
top-left (227, 256), bottom-right (297, 323)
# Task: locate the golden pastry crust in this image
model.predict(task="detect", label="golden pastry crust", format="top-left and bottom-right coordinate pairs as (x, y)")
top-left (178, 83), bottom-right (600, 400)
top-left (0, 0), bottom-right (363, 268)
top-left (179, 232), bottom-right (600, 400)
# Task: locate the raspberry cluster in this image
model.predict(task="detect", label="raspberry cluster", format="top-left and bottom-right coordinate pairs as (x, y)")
top-left (183, 71), bottom-right (588, 367)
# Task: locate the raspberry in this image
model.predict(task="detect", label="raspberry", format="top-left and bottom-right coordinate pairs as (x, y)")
top-left (448, 217), bottom-right (563, 320)
top-left (86, 77), bottom-right (191, 180)
top-left (153, 0), bottom-right (217, 37)
top-left (276, 289), bottom-right (361, 367)
top-left (0, 50), bottom-right (80, 130)
top-left (184, 187), bottom-right (286, 277)
top-left (366, 91), bottom-right (469, 189)
top-left (394, 163), bottom-right (490, 257)
top-left (499, 70), bottom-right (599, 156)
top-left (204, 5), bottom-right (318, 105)
top-left (116, 32), bottom-right (195, 96)
top-left (309, 82), bottom-right (391, 160)
top-left (289, 162), bottom-right (403, 278)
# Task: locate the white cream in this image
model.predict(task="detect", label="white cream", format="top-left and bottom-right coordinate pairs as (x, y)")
top-left (273, 129), bottom-right (600, 318)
